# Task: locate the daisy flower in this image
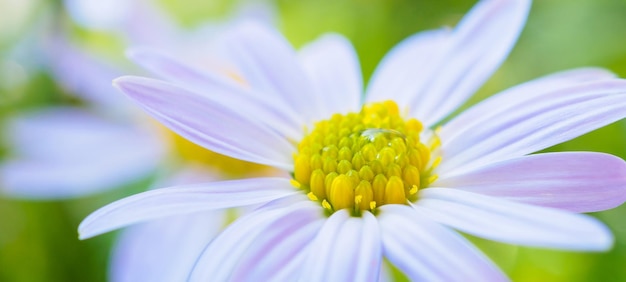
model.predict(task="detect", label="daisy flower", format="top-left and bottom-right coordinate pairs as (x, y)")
top-left (80, 0), bottom-right (626, 280)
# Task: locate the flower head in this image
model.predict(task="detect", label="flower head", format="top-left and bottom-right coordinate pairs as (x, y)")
top-left (80, 0), bottom-right (626, 280)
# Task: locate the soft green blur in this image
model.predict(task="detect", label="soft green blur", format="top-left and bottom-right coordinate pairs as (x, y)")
top-left (1, 0), bottom-right (626, 281)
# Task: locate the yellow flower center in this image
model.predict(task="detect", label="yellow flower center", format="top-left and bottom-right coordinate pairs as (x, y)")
top-left (292, 100), bottom-right (440, 215)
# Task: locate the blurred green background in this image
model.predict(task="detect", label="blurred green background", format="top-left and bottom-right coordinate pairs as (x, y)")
top-left (1, 0), bottom-right (626, 281)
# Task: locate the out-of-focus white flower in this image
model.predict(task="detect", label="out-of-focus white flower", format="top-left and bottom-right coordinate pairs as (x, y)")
top-left (0, 0), bottom-right (276, 199)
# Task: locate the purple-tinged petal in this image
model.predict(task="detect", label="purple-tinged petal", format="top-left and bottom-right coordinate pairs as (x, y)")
top-left (435, 152), bottom-right (626, 213)
top-left (120, 0), bottom-right (180, 46)
top-left (110, 211), bottom-right (225, 282)
top-left (221, 22), bottom-right (320, 123)
top-left (349, 212), bottom-right (382, 282)
top-left (301, 210), bottom-right (382, 281)
top-left (377, 263), bottom-right (393, 282)
top-left (441, 67), bottom-right (616, 143)
top-left (231, 215), bottom-right (323, 281)
top-left (301, 210), bottom-right (350, 280)
top-left (126, 48), bottom-right (304, 140)
top-left (368, 0), bottom-right (531, 127)
top-left (109, 166), bottom-right (224, 282)
top-left (78, 177), bottom-right (297, 239)
top-left (378, 205), bottom-right (507, 281)
top-left (0, 108), bottom-right (165, 199)
top-left (438, 79), bottom-right (626, 175)
top-left (114, 76), bottom-right (295, 170)
top-left (416, 188), bottom-right (613, 251)
top-left (188, 200), bottom-right (321, 281)
top-left (267, 243), bottom-right (311, 281)
top-left (298, 33), bottom-right (362, 118)
top-left (366, 28), bottom-right (450, 107)
top-left (45, 35), bottom-right (130, 112)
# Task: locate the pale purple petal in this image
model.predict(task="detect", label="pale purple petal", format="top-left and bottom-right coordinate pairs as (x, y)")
top-left (189, 199), bottom-right (320, 281)
top-left (438, 79), bottom-right (626, 175)
top-left (350, 212), bottom-right (382, 282)
top-left (46, 35), bottom-right (130, 112)
top-left (78, 177), bottom-right (297, 239)
top-left (114, 76), bottom-right (295, 170)
top-left (416, 188), bottom-right (613, 250)
top-left (377, 263), bottom-right (393, 282)
top-left (126, 48), bottom-right (303, 139)
top-left (368, 0), bottom-right (530, 127)
top-left (300, 210), bottom-right (382, 281)
top-left (298, 33), bottom-right (362, 118)
top-left (301, 209), bottom-right (350, 280)
top-left (267, 243), bottom-right (311, 281)
top-left (441, 67), bottom-right (617, 142)
top-left (110, 211), bottom-right (225, 282)
top-left (120, 0), bottom-right (181, 46)
top-left (109, 166), bottom-right (224, 282)
top-left (190, 211), bottom-right (280, 281)
top-left (435, 152), bottom-right (626, 213)
top-left (231, 213), bottom-right (323, 281)
top-left (221, 22), bottom-right (320, 123)
top-left (378, 205), bottom-right (507, 281)
top-left (366, 28), bottom-right (450, 107)
top-left (0, 108), bottom-right (165, 199)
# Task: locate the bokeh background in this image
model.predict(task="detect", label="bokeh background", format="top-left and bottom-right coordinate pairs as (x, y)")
top-left (1, 0), bottom-right (626, 281)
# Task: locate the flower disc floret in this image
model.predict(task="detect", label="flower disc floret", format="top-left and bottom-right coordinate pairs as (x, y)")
top-left (293, 101), bottom-right (439, 215)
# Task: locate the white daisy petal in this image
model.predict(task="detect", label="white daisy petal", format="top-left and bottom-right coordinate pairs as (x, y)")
top-left (301, 210), bottom-right (350, 280)
top-left (351, 212), bottom-right (383, 282)
top-left (189, 208), bottom-right (285, 282)
top-left (188, 200), bottom-right (320, 281)
top-left (378, 205), bottom-right (507, 281)
top-left (231, 215), bottom-right (323, 281)
top-left (377, 263), bottom-right (393, 282)
top-left (78, 177), bottom-right (297, 239)
top-left (110, 211), bottom-right (225, 282)
top-left (441, 67), bottom-right (617, 143)
top-left (114, 76), bottom-right (295, 169)
top-left (47, 36), bottom-right (130, 111)
top-left (222, 22), bottom-right (319, 123)
top-left (412, 0), bottom-right (530, 126)
top-left (298, 33), bottom-right (362, 118)
top-left (438, 79), bottom-right (626, 175)
top-left (366, 28), bottom-right (450, 107)
top-left (301, 210), bottom-right (383, 281)
top-left (435, 152), bottom-right (626, 213)
top-left (1, 108), bottom-right (164, 199)
top-left (268, 244), bottom-right (311, 281)
top-left (110, 166), bottom-right (225, 282)
top-left (126, 48), bottom-right (304, 139)
top-left (368, 0), bottom-right (531, 126)
top-left (416, 188), bottom-right (613, 251)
